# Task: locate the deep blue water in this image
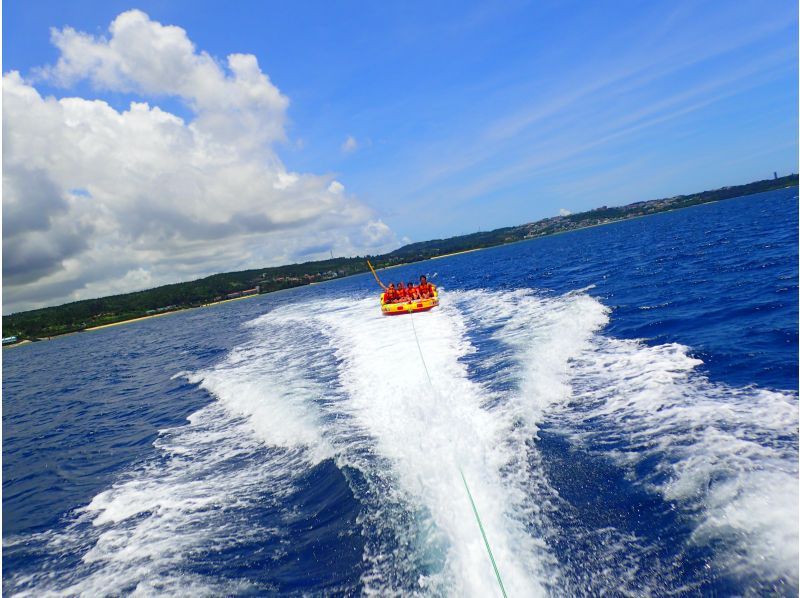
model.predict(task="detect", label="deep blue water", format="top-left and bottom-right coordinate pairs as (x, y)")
top-left (4, 188), bottom-right (798, 596)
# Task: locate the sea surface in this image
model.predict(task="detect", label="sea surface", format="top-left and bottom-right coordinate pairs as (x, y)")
top-left (3, 188), bottom-right (798, 596)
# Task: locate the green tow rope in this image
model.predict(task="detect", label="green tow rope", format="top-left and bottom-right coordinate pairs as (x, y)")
top-left (408, 310), bottom-right (508, 597)
top-left (459, 467), bottom-right (508, 598)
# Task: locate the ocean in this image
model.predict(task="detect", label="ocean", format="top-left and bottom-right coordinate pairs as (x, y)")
top-left (3, 187), bottom-right (798, 596)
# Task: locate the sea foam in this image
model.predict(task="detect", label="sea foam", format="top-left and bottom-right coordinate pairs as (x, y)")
top-left (11, 287), bottom-right (796, 596)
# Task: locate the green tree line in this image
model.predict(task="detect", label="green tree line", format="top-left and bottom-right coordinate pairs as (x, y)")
top-left (4, 174), bottom-right (796, 340)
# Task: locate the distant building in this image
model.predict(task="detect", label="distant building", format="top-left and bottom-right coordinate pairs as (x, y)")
top-left (226, 287), bottom-right (260, 299)
top-left (774, 171), bottom-right (778, 179)
top-left (146, 305), bottom-right (177, 314)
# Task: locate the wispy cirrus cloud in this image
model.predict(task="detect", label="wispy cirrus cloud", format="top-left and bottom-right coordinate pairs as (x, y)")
top-left (369, 2), bottom-right (797, 232)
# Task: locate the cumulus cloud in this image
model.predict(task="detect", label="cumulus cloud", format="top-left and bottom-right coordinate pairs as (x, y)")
top-left (341, 135), bottom-right (358, 153)
top-left (3, 11), bottom-right (397, 313)
top-left (327, 180), bottom-right (345, 195)
top-left (559, 208), bottom-right (572, 216)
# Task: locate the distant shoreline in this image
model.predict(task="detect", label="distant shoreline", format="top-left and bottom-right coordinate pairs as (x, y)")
top-left (2, 275), bottom-right (363, 347)
top-left (5, 179), bottom-right (796, 344)
top-left (84, 292), bottom-right (263, 330)
top-left (375, 198), bottom-right (716, 269)
top-left (3, 293), bottom-right (263, 347)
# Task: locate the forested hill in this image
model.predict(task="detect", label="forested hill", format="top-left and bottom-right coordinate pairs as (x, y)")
top-left (4, 174), bottom-right (797, 340)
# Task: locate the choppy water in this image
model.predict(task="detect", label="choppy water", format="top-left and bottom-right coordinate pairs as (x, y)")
top-left (4, 188), bottom-right (798, 596)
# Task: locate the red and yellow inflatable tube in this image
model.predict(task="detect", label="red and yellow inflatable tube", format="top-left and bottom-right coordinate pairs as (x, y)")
top-left (380, 289), bottom-right (439, 315)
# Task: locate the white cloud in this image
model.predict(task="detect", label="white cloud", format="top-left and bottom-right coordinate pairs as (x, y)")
top-left (3, 11), bottom-right (397, 313)
top-left (40, 10), bottom-right (288, 151)
top-left (341, 135), bottom-right (358, 153)
top-left (559, 208), bottom-right (572, 216)
top-left (357, 219), bottom-right (393, 246)
top-left (327, 180), bottom-right (345, 195)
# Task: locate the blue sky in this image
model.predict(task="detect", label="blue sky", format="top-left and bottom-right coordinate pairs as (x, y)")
top-left (3, 1), bottom-right (798, 310)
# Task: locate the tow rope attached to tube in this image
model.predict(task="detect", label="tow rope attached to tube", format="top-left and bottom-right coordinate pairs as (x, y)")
top-left (407, 310), bottom-right (508, 597)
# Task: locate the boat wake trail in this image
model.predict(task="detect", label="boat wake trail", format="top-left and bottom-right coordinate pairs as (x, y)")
top-left (8, 287), bottom-right (796, 596)
top-left (4, 309), bottom-right (344, 596)
top-left (307, 294), bottom-right (560, 595)
top-left (559, 336), bottom-right (798, 591)
top-left (458, 289), bottom-right (798, 594)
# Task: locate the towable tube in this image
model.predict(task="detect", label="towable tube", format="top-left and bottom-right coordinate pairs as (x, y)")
top-left (381, 289), bottom-right (439, 315)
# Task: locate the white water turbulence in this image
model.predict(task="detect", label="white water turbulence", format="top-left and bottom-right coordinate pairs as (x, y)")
top-left (271, 292), bottom-right (564, 595)
top-left (463, 288), bottom-right (798, 591)
top-left (557, 336), bottom-right (799, 588)
top-left (410, 288), bottom-right (796, 593)
top-left (8, 309), bottom-right (342, 597)
top-left (13, 287), bottom-right (796, 596)
top-left (9, 405), bottom-right (328, 597)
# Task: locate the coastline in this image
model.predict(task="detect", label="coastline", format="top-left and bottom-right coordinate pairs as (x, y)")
top-left (3, 339), bottom-right (33, 349)
top-left (429, 247), bottom-right (483, 260)
top-left (79, 292), bottom-right (262, 333)
top-left (408, 195), bottom-right (747, 262)
top-left (7, 185), bottom-right (796, 346)
top-left (4, 292), bottom-right (262, 347)
top-left (84, 309), bottom-right (178, 332)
